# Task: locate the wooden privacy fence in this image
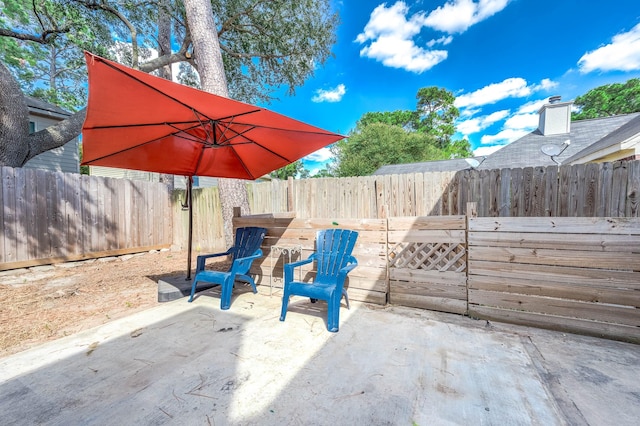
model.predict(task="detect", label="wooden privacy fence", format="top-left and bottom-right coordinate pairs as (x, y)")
top-left (0, 167), bottom-right (172, 270)
top-left (236, 212), bottom-right (640, 343)
top-left (467, 216), bottom-right (640, 343)
top-left (247, 160), bottom-right (640, 218)
top-left (173, 160), bottom-right (640, 252)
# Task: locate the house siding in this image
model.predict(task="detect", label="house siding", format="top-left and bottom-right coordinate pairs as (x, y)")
top-left (24, 114), bottom-right (79, 174)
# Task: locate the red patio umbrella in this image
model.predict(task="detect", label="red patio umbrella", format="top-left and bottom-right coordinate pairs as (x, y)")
top-left (81, 52), bottom-right (343, 278)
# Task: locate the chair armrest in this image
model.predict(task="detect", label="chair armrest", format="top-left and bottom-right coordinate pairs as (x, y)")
top-left (284, 256), bottom-right (314, 283)
top-left (230, 250), bottom-right (263, 273)
top-left (337, 256), bottom-right (358, 281)
top-left (196, 249), bottom-right (233, 272)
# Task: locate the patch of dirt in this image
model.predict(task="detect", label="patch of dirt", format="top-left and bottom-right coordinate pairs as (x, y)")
top-left (0, 250), bottom-right (228, 358)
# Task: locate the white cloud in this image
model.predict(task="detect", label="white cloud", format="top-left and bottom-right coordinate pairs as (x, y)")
top-left (457, 109), bottom-right (509, 135)
top-left (426, 35), bottom-right (454, 47)
top-left (516, 98), bottom-right (549, 114)
top-left (311, 84), bottom-right (346, 103)
top-left (305, 147), bottom-right (334, 163)
top-left (578, 23), bottom-right (640, 73)
top-left (355, 2), bottom-right (448, 73)
top-left (454, 77), bottom-right (557, 109)
top-left (424, 0), bottom-right (511, 34)
top-left (532, 78), bottom-right (558, 91)
top-left (455, 78), bottom-right (531, 108)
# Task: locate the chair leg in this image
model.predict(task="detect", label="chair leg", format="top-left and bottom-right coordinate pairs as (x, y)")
top-left (280, 291), bottom-right (290, 321)
top-left (342, 288), bottom-right (350, 310)
top-left (220, 278), bottom-right (234, 310)
top-left (188, 278), bottom-right (199, 302)
top-left (327, 296), bottom-right (340, 332)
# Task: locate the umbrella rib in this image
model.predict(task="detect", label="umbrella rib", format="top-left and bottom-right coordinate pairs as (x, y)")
top-left (86, 120), bottom-right (201, 130)
top-left (83, 126), bottom-right (212, 166)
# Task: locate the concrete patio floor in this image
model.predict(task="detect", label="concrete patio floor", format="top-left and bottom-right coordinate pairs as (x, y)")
top-left (1, 287), bottom-right (639, 425)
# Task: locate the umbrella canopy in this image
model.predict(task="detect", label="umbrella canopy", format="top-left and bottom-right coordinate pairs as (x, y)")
top-left (81, 52), bottom-right (344, 279)
top-left (81, 52), bottom-right (343, 178)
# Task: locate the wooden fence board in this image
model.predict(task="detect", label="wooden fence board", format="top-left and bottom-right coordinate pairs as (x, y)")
top-left (391, 293), bottom-right (467, 314)
top-left (468, 260), bottom-right (639, 288)
top-left (387, 216), bottom-right (466, 230)
top-left (390, 269), bottom-right (467, 285)
top-left (469, 305), bottom-right (640, 344)
top-left (469, 246), bottom-right (640, 270)
top-left (469, 216), bottom-right (640, 234)
top-left (390, 280), bottom-right (466, 299)
top-left (469, 289), bottom-right (639, 325)
top-left (388, 229), bottom-right (466, 243)
top-left (628, 161), bottom-right (640, 216)
top-left (468, 231), bottom-right (640, 252)
top-left (468, 275), bottom-right (640, 307)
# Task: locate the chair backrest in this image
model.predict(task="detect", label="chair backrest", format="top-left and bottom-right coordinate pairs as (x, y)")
top-left (314, 229), bottom-right (358, 281)
top-left (231, 227), bottom-right (267, 261)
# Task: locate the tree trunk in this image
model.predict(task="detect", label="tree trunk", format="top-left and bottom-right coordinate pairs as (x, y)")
top-left (0, 60), bottom-right (86, 167)
top-left (0, 59), bottom-right (30, 166)
top-left (183, 0), bottom-right (251, 247)
top-left (157, 0), bottom-right (175, 190)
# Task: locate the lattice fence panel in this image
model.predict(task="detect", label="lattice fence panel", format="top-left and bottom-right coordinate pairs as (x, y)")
top-left (389, 242), bottom-right (466, 273)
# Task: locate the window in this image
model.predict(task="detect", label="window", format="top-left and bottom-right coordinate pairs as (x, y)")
top-left (29, 121), bottom-right (36, 134)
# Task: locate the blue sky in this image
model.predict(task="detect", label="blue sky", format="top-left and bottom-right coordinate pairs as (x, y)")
top-left (264, 0), bottom-right (640, 175)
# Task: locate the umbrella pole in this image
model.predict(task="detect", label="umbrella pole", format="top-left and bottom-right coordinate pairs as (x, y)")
top-left (186, 176), bottom-right (193, 280)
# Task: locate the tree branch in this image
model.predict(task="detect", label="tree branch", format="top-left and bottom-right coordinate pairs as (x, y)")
top-left (0, 28), bottom-right (69, 44)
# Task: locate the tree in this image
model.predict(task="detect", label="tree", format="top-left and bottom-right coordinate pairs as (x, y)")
top-left (269, 160), bottom-right (309, 180)
top-left (331, 87), bottom-right (473, 177)
top-left (0, 0), bottom-right (339, 166)
top-left (415, 87), bottom-right (459, 148)
top-left (332, 122), bottom-right (442, 177)
top-left (572, 78), bottom-right (640, 120)
top-left (1, 0), bottom-right (339, 244)
top-left (357, 110), bottom-right (417, 130)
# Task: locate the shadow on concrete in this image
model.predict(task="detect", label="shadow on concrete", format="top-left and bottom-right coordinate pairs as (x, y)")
top-left (1, 293), bottom-right (639, 425)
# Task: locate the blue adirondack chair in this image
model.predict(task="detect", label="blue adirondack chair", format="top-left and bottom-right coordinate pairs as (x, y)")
top-left (188, 226), bottom-right (266, 310)
top-left (280, 229), bottom-right (358, 332)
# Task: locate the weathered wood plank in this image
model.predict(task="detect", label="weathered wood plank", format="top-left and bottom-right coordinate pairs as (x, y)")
top-left (469, 305), bottom-right (640, 344)
top-left (468, 275), bottom-right (640, 307)
top-left (390, 293), bottom-right (467, 314)
top-left (469, 260), bottom-right (639, 288)
top-left (387, 229), bottom-right (466, 243)
top-left (469, 246), bottom-right (640, 270)
top-left (470, 289), bottom-right (639, 325)
top-left (1, 167), bottom-right (17, 263)
top-left (389, 268), bottom-right (466, 286)
top-left (390, 280), bottom-right (467, 299)
top-left (469, 216), bottom-right (640, 234)
top-left (387, 216), bottom-right (466, 230)
top-left (468, 231), bottom-right (640, 252)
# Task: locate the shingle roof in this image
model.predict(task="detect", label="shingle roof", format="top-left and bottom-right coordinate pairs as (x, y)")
top-left (371, 112), bottom-right (640, 175)
top-left (478, 112), bottom-right (640, 170)
top-left (372, 156), bottom-right (486, 175)
top-left (563, 113), bottom-right (640, 163)
top-left (26, 96), bottom-right (71, 118)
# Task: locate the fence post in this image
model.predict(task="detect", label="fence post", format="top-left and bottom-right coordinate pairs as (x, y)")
top-left (287, 176), bottom-right (294, 212)
top-left (465, 202), bottom-right (476, 315)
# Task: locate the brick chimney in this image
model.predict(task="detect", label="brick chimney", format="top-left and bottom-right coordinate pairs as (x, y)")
top-left (538, 96), bottom-right (573, 136)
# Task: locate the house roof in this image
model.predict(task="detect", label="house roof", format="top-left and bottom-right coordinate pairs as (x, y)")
top-left (478, 112), bottom-right (640, 170)
top-left (26, 96), bottom-right (72, 119)
top-left (563, 113), bottom-right (640, 163)
top-left (372, 157), bottom-right (486, 175)
top-left (371, 111), bottom-right (640, 175)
